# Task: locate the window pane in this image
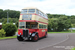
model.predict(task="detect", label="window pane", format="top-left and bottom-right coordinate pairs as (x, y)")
top-left (29, 15), bottom-right (32, 20)
top-left (22, 15), bottom-right (29, 20)
top-left (26, 25), bottom-right (30, 28)
top-left (28, 9), bottom-right (35, 13)
top-left (22, 15), bottom-right (32, 20)
top-left (19, 26), bottom-right (25, 29)
top-left (39, 11), bottom-right (41, 15)
top-left (23, 15), bottom-right (28, 18)
top-left (39, 24), bottom-right (41, 28)
top-left (21, 9), bottom-right (27, 14)
top-left (42, 25), bottom-right (43, 28)
top-left (39, 24), bottom-right (43, 28)
top-left (36, 9), bottom-right (38, 14)
top-left (26, 22), bottom-right (30, 28)
top-left (43, 25), bottom-right (46, 28)
top-left (19, 22), bottom-right (25, 26)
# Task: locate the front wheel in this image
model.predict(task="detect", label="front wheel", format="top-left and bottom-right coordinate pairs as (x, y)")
top-left (32, 34), bottom-right (39, 42)
top-left (17, 36), bottom-right (24, 41)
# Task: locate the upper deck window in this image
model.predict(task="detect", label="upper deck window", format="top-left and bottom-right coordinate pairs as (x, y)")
top-left (39, 11), bottom-right (41, 15)
top-left (36, 9), bottom-right (38, 14)
top-left (28, 9), bottom-right (35, 13)
top-left (21, 9), bottom-right (27, 14)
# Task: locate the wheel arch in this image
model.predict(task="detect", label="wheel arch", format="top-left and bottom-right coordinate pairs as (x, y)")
top-left (31, 32), bottom-right (38, 37)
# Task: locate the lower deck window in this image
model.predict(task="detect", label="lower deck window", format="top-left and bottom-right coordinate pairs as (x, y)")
top-left (19, 26), bottom-right (25, 29)
top-left (39, 24), bottom-right (47, 29)
top-left (19, 22), bottom-right (25, 29)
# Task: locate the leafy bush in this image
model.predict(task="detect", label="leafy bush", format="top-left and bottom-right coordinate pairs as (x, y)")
top-left (15, 21), bottom-right (19, 28)
top-left (0, 29), bottom-right (6, 37)
top-left (2, 23), bottom-right (17, 36)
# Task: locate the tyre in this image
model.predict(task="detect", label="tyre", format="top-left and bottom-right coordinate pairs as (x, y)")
top-left (17, 36), bottom-right (24, 41)
top-left (44, 32), bottom-right (47, 38)
top-left (32, 34), bottom-right (39, 42)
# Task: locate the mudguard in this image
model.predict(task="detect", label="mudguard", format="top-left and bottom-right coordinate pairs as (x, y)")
top-left (31, 32), bottom-right (38, 37)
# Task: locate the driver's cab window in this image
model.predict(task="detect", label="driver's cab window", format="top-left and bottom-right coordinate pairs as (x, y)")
top-left (26, 22), bottom-right (30, 28)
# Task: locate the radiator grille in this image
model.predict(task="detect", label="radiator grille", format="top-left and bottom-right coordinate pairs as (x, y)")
top-left (23, 30), bottom-right (29, 37)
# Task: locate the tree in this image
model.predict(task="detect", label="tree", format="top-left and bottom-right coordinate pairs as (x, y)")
top-left (0, 9), bottom-right (3, 19)
top-left (48, 18), bottom-right (53, 31)
top-left (15, 21), bottom-right (19, 28)
top-left (48, 18), bottom-right (58, 32)
top-left (2, 19), bottom-right (7, 24)
top-left (2, 23), bottom-right (17, 36)
top-left (57, 16), bottom-right (71, 31)
top-left (48, 15), bottom-right (71, 32)
top-left (0, 9), bottom-right (20, 19)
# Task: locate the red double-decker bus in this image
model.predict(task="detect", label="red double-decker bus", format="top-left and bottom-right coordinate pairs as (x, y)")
top-left (17, 7), bottom-right (48, 41)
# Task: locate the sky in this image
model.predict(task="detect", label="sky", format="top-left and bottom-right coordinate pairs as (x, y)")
top-left (0, 0), bottom-right (75, 15)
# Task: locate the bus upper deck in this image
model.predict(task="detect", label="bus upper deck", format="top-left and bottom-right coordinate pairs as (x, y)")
top-left (19, 7), bottom-right (48, 24)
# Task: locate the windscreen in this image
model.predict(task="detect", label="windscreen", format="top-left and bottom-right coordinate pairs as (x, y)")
top-left (28, 9), bottom-right (35, 13)
top-left (21, 9), bottom-right (27, 14)
top-left (19, 22), bottom-right (25, 29)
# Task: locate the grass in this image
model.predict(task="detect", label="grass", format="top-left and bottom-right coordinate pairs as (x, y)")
top-left (71, 47), bottom-right (75, 50)
top-left (0, 36), bottom-right (17, 40)
top-left (48, 30), bottom-right (75, 33)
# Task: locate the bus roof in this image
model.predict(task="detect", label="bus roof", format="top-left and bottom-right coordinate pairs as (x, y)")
top-left (23, 7), bottom-right (37, 9)
top-left (22, 7), bottom-right (47, 16)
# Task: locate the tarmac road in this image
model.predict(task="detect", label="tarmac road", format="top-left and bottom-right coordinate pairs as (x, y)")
top-left (40, 33), bottom-right (75, 50)
top-left (0, 33), bottom-right (74, 50)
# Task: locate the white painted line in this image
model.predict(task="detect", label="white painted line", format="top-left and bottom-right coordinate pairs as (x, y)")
top-left (37, 35), bottom-right (69, 50)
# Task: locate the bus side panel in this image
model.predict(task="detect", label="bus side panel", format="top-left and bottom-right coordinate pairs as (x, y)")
top-left (38, 29), bottom-right (47, 38)
top-left (43, 29), bottom-right (47, 36)
top-left (38, 29), bottom-right (43, 38)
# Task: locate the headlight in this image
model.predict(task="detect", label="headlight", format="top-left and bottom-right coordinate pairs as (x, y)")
top-left (29, 33), bottom-right (31, 35)
top-left (20, 33), bottom-right (21, 35)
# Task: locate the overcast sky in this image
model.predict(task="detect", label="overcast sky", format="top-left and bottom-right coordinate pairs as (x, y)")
top-left (0, 0), bottom-right (75, 15)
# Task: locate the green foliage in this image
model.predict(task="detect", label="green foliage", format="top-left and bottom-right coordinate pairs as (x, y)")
top-left (47, 14), bottom-right (75, 25)
top-left (2, 19), bottom-right (7, 24)
top-left (0, 9), bottom-right (20, 19)
top-left (15, 21), bottom-right (19, 28)
top-left (0, 18), bottom-right (18, 28)
top-left (2, 23), bottom-right (17, 36)
top-left (57, 16), bottom-right (71, 31)
top-left (48, 16), bottom-right (71, 32)
top-left (71, 24), bottom-right (75, 28)
top-left (0, 18), bottom-right (18, 23)
top-left (48, 18), bottom-right (58, 31)
top-left (0, 29), bottom-right (6, 37)
top-left (10, 20), bottom-right (13, 23)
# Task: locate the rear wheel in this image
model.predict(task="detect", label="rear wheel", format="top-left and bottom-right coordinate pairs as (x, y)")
top-left (44, 32), bottom-right (47, 38)
top-left (17, 36), bottom-right (24, 41)
top-left (32, 34), bottom-right (39, 42)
